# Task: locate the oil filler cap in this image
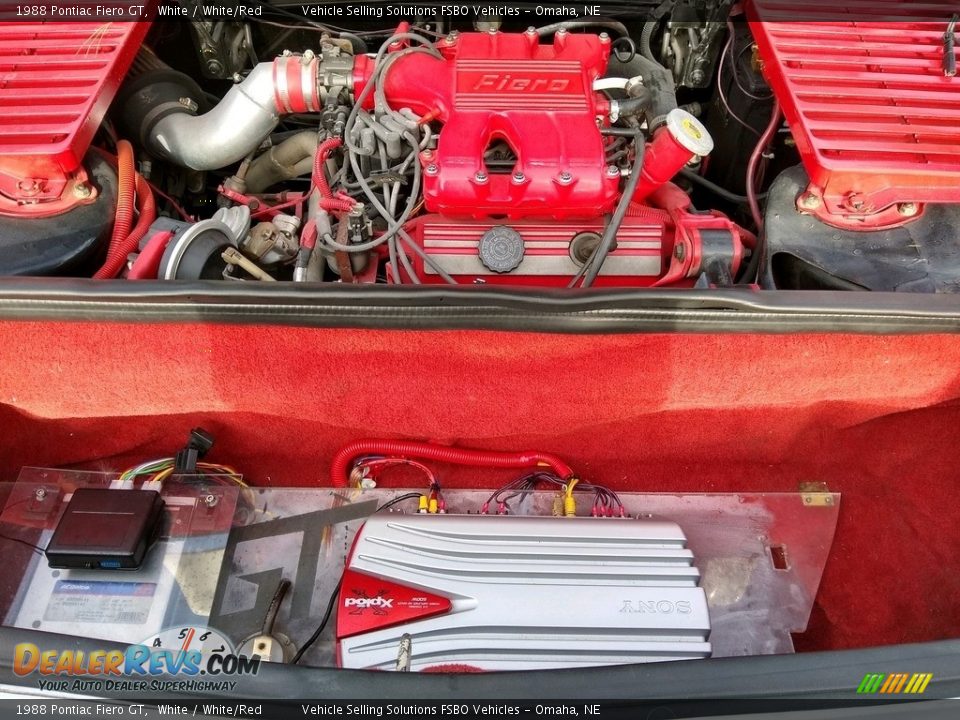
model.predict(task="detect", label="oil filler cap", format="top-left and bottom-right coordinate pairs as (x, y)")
top-left (478, 226), bottom-right (524, 273)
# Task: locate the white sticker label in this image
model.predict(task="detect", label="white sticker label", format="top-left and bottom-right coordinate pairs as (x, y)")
top-left (43, 580), bottom-right (157, 625)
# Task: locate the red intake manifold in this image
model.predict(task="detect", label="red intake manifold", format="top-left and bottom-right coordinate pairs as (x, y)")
top-left (360, 30), bottom-right (618, 220)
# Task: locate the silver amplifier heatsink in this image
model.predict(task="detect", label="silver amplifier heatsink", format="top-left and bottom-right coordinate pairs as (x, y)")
top-left (336, 514), bottom-right (711, 671)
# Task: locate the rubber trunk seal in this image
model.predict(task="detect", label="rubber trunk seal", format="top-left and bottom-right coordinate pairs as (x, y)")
top-left (0, 280), bottom-right (959, 334)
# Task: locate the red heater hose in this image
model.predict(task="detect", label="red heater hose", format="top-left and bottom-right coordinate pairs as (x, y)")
top-left (330, 440), bottom-right (575, 488)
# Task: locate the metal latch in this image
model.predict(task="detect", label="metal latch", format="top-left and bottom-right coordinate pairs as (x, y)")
top-left (944, 14), bottom-right (958, 77)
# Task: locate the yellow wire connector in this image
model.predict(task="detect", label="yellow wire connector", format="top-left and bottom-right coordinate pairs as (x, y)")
top-left (418, 495), bottom-right (429, 513)
top-left (563, 477), bottom-right (579, 516)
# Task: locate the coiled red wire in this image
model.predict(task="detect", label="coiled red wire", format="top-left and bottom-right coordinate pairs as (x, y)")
top-left (312, 137), bottom-right (355, 213)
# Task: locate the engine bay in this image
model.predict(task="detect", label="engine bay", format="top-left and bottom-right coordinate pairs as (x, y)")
top-left (2, 1), bottom-right (959, 291)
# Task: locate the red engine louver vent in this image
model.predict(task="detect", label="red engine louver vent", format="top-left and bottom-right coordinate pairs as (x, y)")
top-left (0, 21), bottom-right (149, 212)
top-left (749, 1), bottom-right (960, 220)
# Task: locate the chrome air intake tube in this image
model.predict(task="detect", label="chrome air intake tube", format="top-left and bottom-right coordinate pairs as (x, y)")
top-left (121, 54), bottom-right (322, 171)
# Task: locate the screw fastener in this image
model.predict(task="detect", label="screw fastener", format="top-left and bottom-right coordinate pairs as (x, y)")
top-left (844, 192), bottom-right (866, 211)
top-left (17, 179), bottom-right (40, 195)
top-left (897, 202), bottom-right (920, 217)
top-left (797, 192), bottom-right (822, 211)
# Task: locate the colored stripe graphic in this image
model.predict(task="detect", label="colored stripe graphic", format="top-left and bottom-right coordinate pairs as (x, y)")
top-left (857, 674), bottom-right (885, 694)
top-left (857, 673), bottom-right (932, 694)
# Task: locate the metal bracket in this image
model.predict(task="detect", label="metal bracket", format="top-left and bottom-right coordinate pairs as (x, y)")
top-left (799, 481), bottom-right (835, 507)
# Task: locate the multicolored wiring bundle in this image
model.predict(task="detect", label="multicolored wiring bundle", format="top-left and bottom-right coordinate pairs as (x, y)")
top-left (481, 472), bottom-right (626, 517)
top-left (116, 457), bottom-right (246, 488)
top-left (344, 445), bottom-right (623, 518)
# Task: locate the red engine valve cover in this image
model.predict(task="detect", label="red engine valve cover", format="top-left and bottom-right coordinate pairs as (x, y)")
top-left (0, 21), bottom-right (149, 214)
top-left (402, 212), bottom-right (669, 287)
top-left (749, 1), bottom-right (960, 221)
top-left (377, 31), bottom-right (619, 220)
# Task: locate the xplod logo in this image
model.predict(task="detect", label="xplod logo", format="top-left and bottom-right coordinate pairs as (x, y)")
top-left (345, 589), bottom-right (393, 615)
top-left (857, 673), bottom-right (933, 694)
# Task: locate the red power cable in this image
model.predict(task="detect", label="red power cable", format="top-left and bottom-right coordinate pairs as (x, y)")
top-left (329, 440), bottom-right (575, 488)
top-left (94, 171), bottom-right (157, 279)
top-left (92, 140), bottom-right (136, 279)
